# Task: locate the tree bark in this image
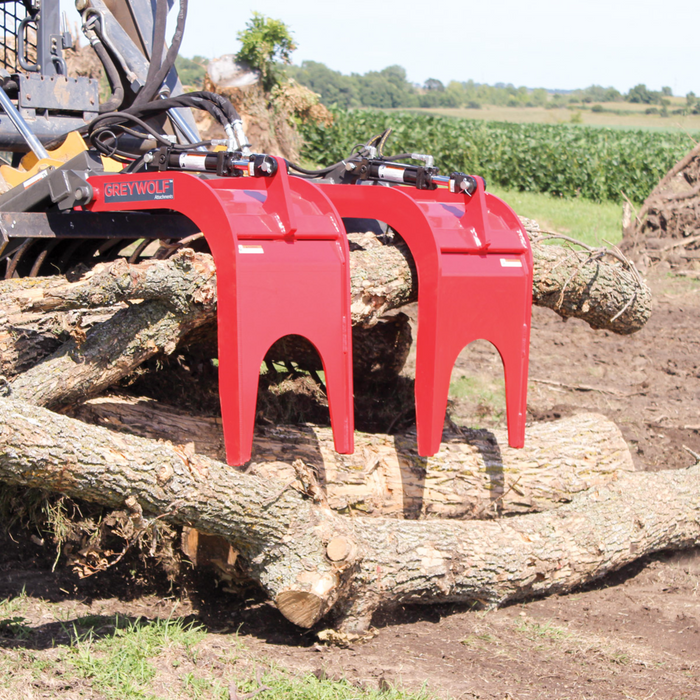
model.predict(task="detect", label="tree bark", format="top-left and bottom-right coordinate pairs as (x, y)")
top-left (7, 250), bottom-right (218, 410)
top-left (2, 224), bottom-right (651, 407)
top-left (72, 396), bottom-right (635, 518)
top-left (1, 396), bottom-right (697, 633)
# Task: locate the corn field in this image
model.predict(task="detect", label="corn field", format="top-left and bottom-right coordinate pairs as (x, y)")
top-left (299, 108), bottom-right (693, 203)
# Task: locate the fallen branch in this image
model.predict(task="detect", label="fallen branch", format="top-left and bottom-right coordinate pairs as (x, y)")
top-left (2, 222), bottom-right (652, 406)
top-left (530, 377), bottom-right (638, 397)
top-left (8, 251), bottom-right (217, 409)
top-left (1, 396), bottom-right (697, 633)
top-left (7, 227), bottom-right (651, 332)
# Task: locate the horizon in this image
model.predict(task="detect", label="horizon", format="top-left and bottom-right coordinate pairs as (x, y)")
top-left (60, 0), bottom-right (699, 97)
top-left (185, 54), bottom-right (680, 98)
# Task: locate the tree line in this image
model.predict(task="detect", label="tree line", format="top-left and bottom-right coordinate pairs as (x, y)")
top-left (177, 53), bottom-right (699, 115)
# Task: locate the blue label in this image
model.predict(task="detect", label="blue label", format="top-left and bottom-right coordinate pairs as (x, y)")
top-left (104, 179), bottom-right (174, 202)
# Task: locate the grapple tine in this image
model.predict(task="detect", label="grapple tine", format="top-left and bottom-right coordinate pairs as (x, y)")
top-left (320, 178), bottom-right (533, 454)
top-left (87, 162), bottom-right (354, 466)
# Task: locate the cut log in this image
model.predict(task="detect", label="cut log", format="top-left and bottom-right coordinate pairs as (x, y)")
top-left (0, 277), bottom-right (77, 378)
top-left (1, 396), bottom-right (697, 633)
top-left (2, 222), bottom-right (651, 406)
top-left (6, 229), bottom-right (650, 332)
top-left (72, 396), bottom-right (635, 518)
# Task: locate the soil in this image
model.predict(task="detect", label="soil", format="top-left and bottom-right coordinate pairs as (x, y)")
top-left (1, 267), bottom-right (700, 700)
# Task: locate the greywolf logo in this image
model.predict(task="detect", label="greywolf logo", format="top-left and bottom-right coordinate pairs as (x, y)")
top-left (104, 179), bottom-right (174, 202)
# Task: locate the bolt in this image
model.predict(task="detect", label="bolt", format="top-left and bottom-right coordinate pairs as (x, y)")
top-left (26, 94), bottom-right (31, 101)
top-left (143, 152), bottom-right (154, 163)
top-left (345, 162), bottom-right (356, 171)
top-left (75, 0), bottom-right (88, 10)
top-left (261, 161), bottom-right (271, 173)
top-left (74, 188), bottom-right (84, 200)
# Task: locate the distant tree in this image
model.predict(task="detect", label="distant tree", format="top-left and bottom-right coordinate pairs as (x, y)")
top-left (236, 12), bottom-right (297, 91)
top-left (603, 87), bottom-right (623, 102)
top-left (357, 68), bottom-right (418, 108)
top-left (626, 83), bottom-right (657, 104)
top-left (175, 55), bottom-right (207, 89)
top-left (424, 78), bottom-right (445, 92)
top-left (574, 85), bottom-right (621, 103)
top-left (661, 86), bottom-right (673, 97)
top-left (287, 61), bottom-right (359, 108)
top-left (379, 65), bottom-right (411, 89)
top-left (530, 88), bottom-right (548, 107)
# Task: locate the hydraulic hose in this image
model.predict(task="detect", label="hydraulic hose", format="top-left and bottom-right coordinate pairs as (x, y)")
top-left (136, 0), bottom-right (168, 105)
top-left (286, 160), bottom-right (345, 176)
top-left (91, 36), bottom-right (124, 113)
top-left (131, 0), bottom-right (188, 108)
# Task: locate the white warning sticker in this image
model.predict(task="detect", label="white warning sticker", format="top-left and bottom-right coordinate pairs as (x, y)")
top-left (179, 153), bottom-right (208, 171)
top-left (377, 165), bottom-right (405, 183)
top-left (238, 244), bottom-right (264, 254)
top-left (500, 258), bottom-right (522, 268)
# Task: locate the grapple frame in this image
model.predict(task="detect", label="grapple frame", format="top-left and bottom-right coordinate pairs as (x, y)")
top-left (0, 0), bottom-right (534, 466)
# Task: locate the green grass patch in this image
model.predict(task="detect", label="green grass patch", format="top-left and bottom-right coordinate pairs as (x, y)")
top-left (66, 616), bottom-right (206, 699)
top-left (449, 372), bottom-right (506, 429)
top-left (0, 605), bottom-right (439, 700)
top-left (450, 374), bottom-right (504, 404)
top-left (235, 672), bottom-right (435, 700)
top-left (516, 619), bottom-right (572, 642)
top-left (488, 186), bottom-right (624, 247)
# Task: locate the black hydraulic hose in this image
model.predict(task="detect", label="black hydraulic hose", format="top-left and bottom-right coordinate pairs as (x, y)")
top-left (380, 153), bottom-right (414, 162)
top-left (133, 0), bottom-right (188, 108)
top-left (126, 91), bottom-right (242, 128)
top-left (133, 94), bottom-right (229, 127)
top-left (136, 0), bottom-right (168, 106)
top-left (88, 111), bottom-right (173, 149)
top-left (286, 160), bottom-right (344, 176)
top-left (194, 90), bottom-right (240, 123)
top-left (92, 37), bottom-right (124, 113)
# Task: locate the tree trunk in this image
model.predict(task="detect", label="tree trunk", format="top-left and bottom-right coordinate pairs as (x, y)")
top-left (1, 396), bottom-right (697, 633)
top-left (72, 396), bottom-right (634, 518)
top-left (7, 250), bottom-right (218, 409)
top-left (2, 224), bottom-right (651, 408)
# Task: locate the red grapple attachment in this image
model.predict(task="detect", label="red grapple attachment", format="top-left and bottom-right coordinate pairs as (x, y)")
top-left (320, 178), bottom-right (532, 454)
top-left (87, 159), bottom-right (354, 466)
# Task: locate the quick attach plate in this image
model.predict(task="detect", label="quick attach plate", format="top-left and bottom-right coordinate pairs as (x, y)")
top-left (18, 73), bottom-right (100, 113)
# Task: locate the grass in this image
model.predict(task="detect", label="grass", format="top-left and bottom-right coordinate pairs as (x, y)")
top-left (488, 185), bottom-right (624, 247)
top-left (65, 616), bottom-right (206, 699)
top-left (513, 617), bottom-right (635, 666)
top-left (515, 619), bottom-right (572, 642)
top-left (449, 373), bottom-right (505, 427)
top-left (0, 599), bottom-right (439, 700)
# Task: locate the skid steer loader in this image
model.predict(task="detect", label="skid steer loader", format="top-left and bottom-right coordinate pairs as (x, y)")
top-left (0, 0), bottom-right (533, 465)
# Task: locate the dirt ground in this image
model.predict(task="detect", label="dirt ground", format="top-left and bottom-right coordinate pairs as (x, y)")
top-left (1, 267), bottom-right (699, 700)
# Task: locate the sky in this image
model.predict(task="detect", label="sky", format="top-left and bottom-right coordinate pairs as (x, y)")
top-left (62, 0), bottom-right (700, 96)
